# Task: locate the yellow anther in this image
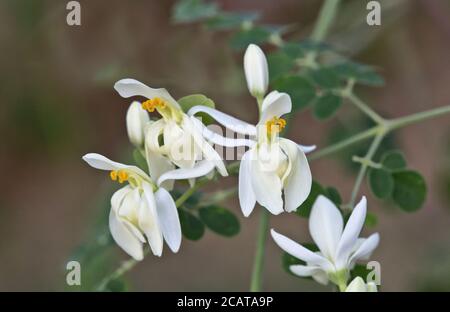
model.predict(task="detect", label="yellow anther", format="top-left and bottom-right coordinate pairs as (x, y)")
top-left (141, 98), bottom-right (166, 113)
top-left (110, 170), bottom-right (118, 181)
top-left (266, 117), bottom-right (287, 135)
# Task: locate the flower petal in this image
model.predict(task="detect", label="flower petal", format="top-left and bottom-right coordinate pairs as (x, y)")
top-left (280, 139), bottom-right (312, 212)
top-left (140, 182), bottom-right (163, 257)
top-left (126, 101), bottom-right (150, 147)
top-left (289, 264), bottom-right (322, 277)
top-left (109, 208), bottom-right (144, 261)
top-left (157, 160), bottom-right (215, 186)
top-left (239, 150), bottom-right (256, 217)
top-left (345, 277), bottom-right (367, 292)
top-left (190, 116), bottom-right (256, 148)
top-left (271, 229), bottom-right (331, 269)
top-left (244, 44), bottom-right (268, 97)
top-left (188, 105), bottom-right (257, 136)
top-left (309, 195), bottom-right (343, 260)
top-left (155, 188), bottom-right (182, 253)
top-left (114, 78), bottom-right (180, 109)
top-left (348, 233), bottom-right (380, 267)
top-left (82, 153), bottom-right (149, 179)
top-left (298, 144), bottom-right (317, 154)
top-left (259, 91), bottom-right (292, 124)
top-left (335, 196), bottom-right (367, 269)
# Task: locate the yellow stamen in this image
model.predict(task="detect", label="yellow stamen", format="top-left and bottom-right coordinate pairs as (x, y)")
top-left (110, 170), bottom-right (129, 184)
top-left (141, 97), bottom-right (167, 113)
top-left (266, 117), bottom-right (287, 135)
top-left (110, 170), bottom-right (118, 181)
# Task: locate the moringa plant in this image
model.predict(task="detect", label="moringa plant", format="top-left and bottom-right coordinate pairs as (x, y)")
top-left (79, 0), bottom-right (450, 292)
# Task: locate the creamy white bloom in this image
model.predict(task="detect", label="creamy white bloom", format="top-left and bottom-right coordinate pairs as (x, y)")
top-left (114, 79), bottom-right (227, 190)
top-left (244, 44), bottom-right (269, 97)
top-left (345, 277), bottom-right (378, 292)
top-left (271, 196), bottom-right (380, 286)
top-left (189, 91), bottom-right (313, 216)
top-left (126, 101), bottom-right (150, 147)
top-left (82, 153), bottom-right (182, 260)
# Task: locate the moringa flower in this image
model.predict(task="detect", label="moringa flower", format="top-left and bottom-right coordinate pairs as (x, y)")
top-left (114, 79), bottom-right (227, 190)
top-left (244, 43), bottom-right (269, 98)
top-left (82, 153), bottom-right (182, 260)
top-left (126, 101), bottom-right (150, 147)
top-left (271, 196), bottom-right (380, 286)
top-left (345, 277), bottom-right (378, 292)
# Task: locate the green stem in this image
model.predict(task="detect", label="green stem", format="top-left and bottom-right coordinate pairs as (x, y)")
top-left (311, 0), bottom-right (341, 42)
top-left (346, 92), bottom-right (385, 125)
top-left (250, 209), bottom-right (270, 292)
top-left (388, 105), bottom-right (450, 131)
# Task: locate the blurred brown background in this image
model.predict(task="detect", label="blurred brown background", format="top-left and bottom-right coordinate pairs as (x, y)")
top-left (1, 0), bottom-right (450, 291)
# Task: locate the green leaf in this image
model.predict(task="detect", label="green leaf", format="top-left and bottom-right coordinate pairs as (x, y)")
top-left (364, 212), bottom-right (378, 228)
top-left (296, 181), bottom-right (325, 217)
top-left (199, 205), bottom-right (240, 237)
top-left (392, 170), bottom-right (427, 212)
top-left (132, 149), bottom-right (148, 172)
top-left (309, 68), bottom-right (341, 89)
top-left (267, 52), bottom-right (295, 82)
top-left (178, 209), bottom-right (205, 240)
top-left (332, 62), bottom-right (384, 87)
top-left (325, 187), bottom-right (342, 206)
top-left (281, 42), bottom-right (305, 59)
top-left (313, 93), bottom-right (342, 120)
top-left (105, 278), bottom-right (129, 292)
top-left (350, 264), bottom-right (371, 280)
top-left (272, 76), bottom-right (316, 111)
top-left (230, 27), bottom-right (271, 50)
top-left (381, 150), bottom-right (407, 171)
top-left (172, 0), bottom-right (218, 23)
top-left (178, 94), bottom-right (215, 112)
top-left (206, 12), bottom-right (259, 30)
top-left (368, 168), bottom-right (394, 199)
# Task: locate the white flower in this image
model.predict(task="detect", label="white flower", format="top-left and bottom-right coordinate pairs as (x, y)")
top-left (126, 101), bottom-right (150, 147)
top-left (271, 196), bottom-right (380, 286)
top-left (82, 153), bottom-right (182, 260)
top-left (345, 277), bottom-right (378, 292)
top-left (114, 79), bottom-right (227, 190)
top-left (244, 44), bottom-right (269, 98)
top-left (188, 91), bottom-right (313, 216)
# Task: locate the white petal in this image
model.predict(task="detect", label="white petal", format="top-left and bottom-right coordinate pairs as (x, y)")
top-left (244, 44), bottom-right (268, 97)
top-left (126, 101), bottom-right (150, 147)
top-left (109, 208), bottom-right (144, 261)
top-left (298, 144), bottom-right (317, 154)
top-left (348, 233), bottom-right (380, 267)
top-left (280, 139), bottom-right (312, 212)
top-left (345, 277), bottom-right (367, 292)
top-left (164, 120), bottom-right (196, 169)
top-left (367, 282), bottom-right (378, 292)
top-left (250, 152), bottom-right (283, 215)
top-left (311, 271), bottom-right (330, 285)
top-left (238, 150), bottom-right (256, 217)
top-left (140, 182), bottom-right (163, 257)
top-left (190, 116), bottom-right (256, 148)
top-left (335, 196), bottom-right (367, 269)
top-left (114, 78), bottom-right (180, 109)
top-left (289, 264), bottom-right (322, 277)
top-left (155, 188), bottom-right (182, 253)
top-left (259, 91), bottom-right (292, 124)
top-left (271, 229), bottom-right (331, 269)
top-left (188, 105), bottom-right (257, 136)
top-left (82, 153), bottom-right (149, 179)
top-left (157, 160), bottom-right (215, 186)
top-left (309, 195), bottom-right (343, 260)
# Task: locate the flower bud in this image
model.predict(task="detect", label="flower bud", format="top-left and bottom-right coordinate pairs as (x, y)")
top-left (126, 101), bottom-right (150, 147)
top-left (244, 44), bottom-right (268, 98)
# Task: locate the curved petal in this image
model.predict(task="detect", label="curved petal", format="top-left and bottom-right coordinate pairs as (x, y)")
top-left (239, 150), bottom-right (256, 217)
top-left (126, 101), bottom-right (150, 147)
top-left (114, 78), bottom-right (180, 109)
top-left (345, 277), bottom-right (367, 292)
top-left (259, 91), bottom-right (292, 124)
top-left (335, 196), bottom-right (367, 269)
top-left (289, 264), bottom-right (322, 277)
top-left (271, 229), bottom-right (332, 270)
top-left (280, 139), bottom-right (312, 212)
top-left (250, 151), bottom-right (283, 215)
top-left (244, 44), bottom-right (268, 97)
top-left (309, 195), bottom-right (343, 260)
top-left (109, 208), bottom-right (144, 261)
top-left (190, 116), bottom-right (256, 148)
top-left (140, 182), bottom-right (163, 257)
top-left (155, 188), bottom-right (182, 253)
top-left (188, 105), bottom-right (257, 136)
top-left (82, 153), bottom-right (149, 179)
top-left (298, 144), bottom-right (317, 154)
top-left (157, 160), bottom-right (215, 186)
top-left (348, 233), bottom-right (380, 267)
top-left (164, 120), bottom-right (197, 170)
